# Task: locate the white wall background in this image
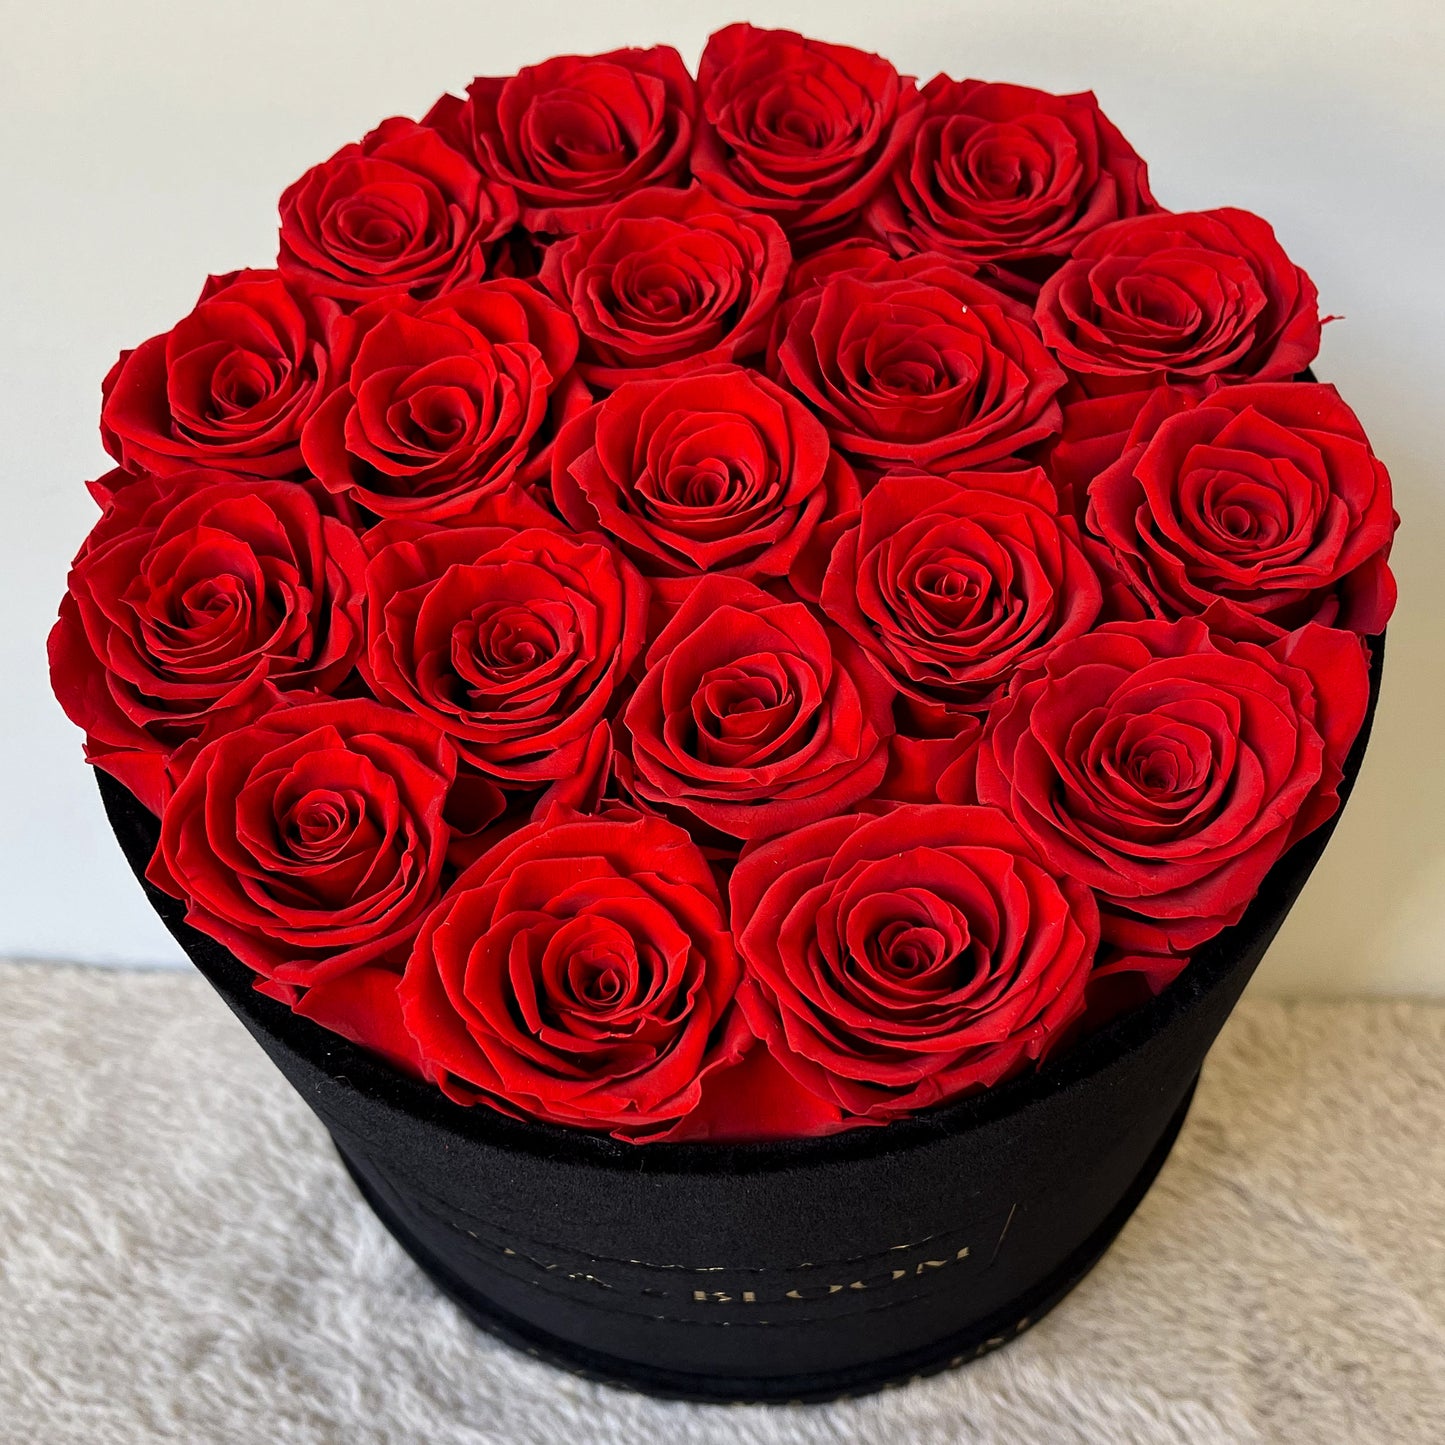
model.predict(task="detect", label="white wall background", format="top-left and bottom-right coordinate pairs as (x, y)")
top-left (1, 0), bottom-right (1442, 992)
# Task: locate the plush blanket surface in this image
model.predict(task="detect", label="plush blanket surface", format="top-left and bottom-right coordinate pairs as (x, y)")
top-left (0, 959), bottom-right (1441, 1444)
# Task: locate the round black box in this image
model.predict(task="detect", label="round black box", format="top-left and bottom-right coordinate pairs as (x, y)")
top-left (96, 635), bottom-right (1382, 1403)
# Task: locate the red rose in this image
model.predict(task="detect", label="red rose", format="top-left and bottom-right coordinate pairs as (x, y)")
top-left (552, 365), bottom-right (854, 579)
top-left (620, 574), bottom-right (894, 840)
top-left (300, 279), bottom-right (585, 521)
top-left (49, 471), bottom-right (366, 813)
top-left (361, 518), bottom-right (648, 784)
top-left (775, 255), bottom-right (1066, 472)
top-left (730, 804), bottom-right (1099, 1129)
top-left (691, 24), bottom-right (923, 246)
top-left (398, 806), bottom-right (745, 1138)
top-left (1086, 382), bottom-right (1397, 639)
top-left (100, 269), bottom-right (336, 479)
top-left (424, 49), bottom-right (695, 234)
top-left (538, 186), bottom-right (790, 386)
top-left (868, 79), bottom-right (1156, 291)
top-left (817, 467), bottom-right (1103, 718)
top-left (277, 117), bottom-right (517, 304)
top-left (1034, 208), bottom-right (1321, 384)
top-left (1042, 382), bottom-right (1181, 521)
top-left (975, 619), bottom-right (1370, 953)
top-left (148, 699), bottom-right (455, 990)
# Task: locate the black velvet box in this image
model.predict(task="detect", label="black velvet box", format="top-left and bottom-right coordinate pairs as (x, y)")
top-left (97, 636), bottom-right (1382, 1404)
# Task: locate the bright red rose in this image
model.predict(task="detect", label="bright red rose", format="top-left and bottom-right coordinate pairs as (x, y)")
top-left (278, 117), bottom-right (516, 305)
top-left (100, 269), bottom-right (337, 480)
top-left (730, 804), bottom-right (1099, 1129)
top-left (398, 806), bottom-right (746, 1138)
top-left (552, 364), bottom-right (854, 579)
top-left (49, 471), bottom-right (366, 813)
top-left (148, 698), bottom-right (455, 990)
top-left (621, 574), bottom-right (894, 840)
top-left (975, 619), bottom-right (1370, 953)
top-left (1034, 208), bottom-right (1321, 384)
top-left (361, 519), bottom-right (648, 784)
top-left (691, 24), bottom-right (923, 246)
top-left (868, 79), bottom-right (1156, 291)
top-left (775, 255), bottom-right (1066, 472)
top-left (300, 279), bottom-right (585, 521)
top-left (1086, 382), bottom-right (1397, 640)
top-left (424, 48), bottom-right (695, 234)
top-left (538, 186), bottom-right (790, 386)
top-left (816, 468), bottom-right (1103, 718)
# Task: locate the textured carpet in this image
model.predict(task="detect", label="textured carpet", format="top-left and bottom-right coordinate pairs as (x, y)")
top-left (0, 961), bottom-right (1442, 1444)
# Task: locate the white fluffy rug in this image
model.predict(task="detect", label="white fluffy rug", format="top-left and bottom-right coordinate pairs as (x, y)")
top-left (0, 960), bottom-right (1442, 1444)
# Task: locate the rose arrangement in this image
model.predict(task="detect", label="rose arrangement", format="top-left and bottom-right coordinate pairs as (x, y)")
top-left (52, 25), bottom-right (1395, 1143)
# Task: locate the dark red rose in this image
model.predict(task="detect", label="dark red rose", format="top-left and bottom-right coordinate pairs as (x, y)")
top-left (620, 574), bottom-right (894, 840)
top-left (691, 24), bottom-right (923, 246)
top-left (975, 619), bottom-right (1370, 953)
top-left (538, 186), bottom-right (790, 386)
top-left (148, 698), bottom-right (455, 990)
top-left (775, 255), bottom-right (1066, 472)
top-left (300, 279), bottom-right (585, 521)
top-left (293, 965), bottom-right (426, 1078)
top-left (424, 49), bottom-right (695, 234)
top-left (100, 269), bottom-right (337, 479)
top-left (868, 79), bottom-right (1156, 291)
top-left (398, 805), bottom-right (746, 1138)
top-left (730, 804), bottom-right (1099, 1129)
top-left (277, 117), bottom-right (517, 304)
top-left (1034, 208), bottom-right (1321, 384)
top-left (1086, 382), bottom-right (1397, 639)
top-left (361, 518), bottom-right (648, 784)
top-left (816, 467), bottom-right (1103, 717)
top-left (552, 365), bottom-right (855, 579)
top-left (48, 471), bottom-right (366, 813)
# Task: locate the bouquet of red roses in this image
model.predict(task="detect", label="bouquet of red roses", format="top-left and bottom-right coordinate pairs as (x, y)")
top-left (51, 25), bottom-right (1396, 1143)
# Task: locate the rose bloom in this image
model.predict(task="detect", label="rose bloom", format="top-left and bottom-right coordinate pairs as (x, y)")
top-left (398, 806), bottom-right (745, 1138)
top-left (1085, 382), bottom-right (1397, 640)
top-left (974, 618), bottom-right (1370, 954)
top-left (868, 79), bottom-right (1156, 291)
top-left (621, 574), bottom-right (895, 841)
top-left (300, 279), bottom-right (586, 521)
top-left (1034, 208), bottom-right (1321, 384)
top-left (774, 254), bottom-right (1066, 472)
top-left (100, 269), bottom-right (337, 479)
top-left (691, 24), bottom-right (923, 246)
top-left (361, 515), bottom-right (648, 784)
top-left (149, 698), bottom-right (455, 993)
top-left (815, 466), bottom-right (1104, 715)
top-left (278, 117), bottom-right (517, 304)
top-left (552, 364), bottom-right (855, 579)
top-left (48, 470), bottom-right (366, 813)
top-left (730, 804), bottom-right (1099, 1129)
top-left (538, 185), bottom-right (790, 386)
top-left (424, 48), bottom-right (695, 234)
